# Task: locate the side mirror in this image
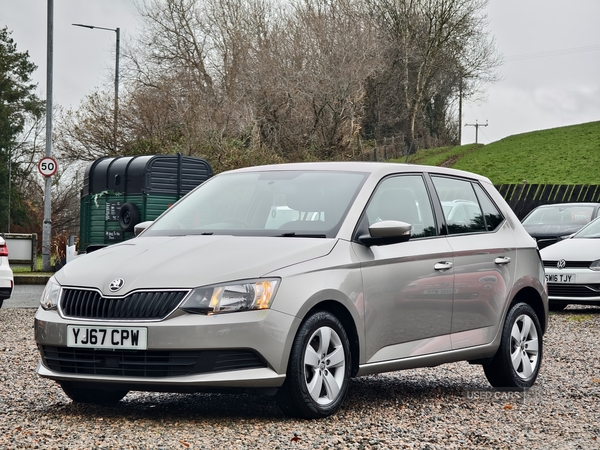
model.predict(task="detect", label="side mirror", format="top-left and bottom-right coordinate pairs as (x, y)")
top-left (134, 221), bottom-right (153, 236)
top-left (358, 220), bottom-right (412, 247)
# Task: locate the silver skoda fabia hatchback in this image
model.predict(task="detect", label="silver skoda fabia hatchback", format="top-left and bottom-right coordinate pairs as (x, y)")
top-left (35, 162), bottom-right (548, 418)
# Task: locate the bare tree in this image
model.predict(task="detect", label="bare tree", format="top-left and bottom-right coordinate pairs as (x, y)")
top-left (54, 0), bottom-right (501, 172)
top-left (243, 0), bottom-right (382, 159)
top-left (365, 0), bottom-right (500, 149)
top-left (54, 92), bottom-right (117, 162)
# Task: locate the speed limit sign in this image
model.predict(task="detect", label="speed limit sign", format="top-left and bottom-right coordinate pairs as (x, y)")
top-left (38, 156), bottom-right (58, 177)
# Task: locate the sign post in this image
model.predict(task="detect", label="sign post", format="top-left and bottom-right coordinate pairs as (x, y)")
top-left (42, 0), bottom-right (55, 272)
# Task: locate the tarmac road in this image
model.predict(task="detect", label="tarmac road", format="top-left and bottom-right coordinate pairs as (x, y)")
top-left (3, 284), bottom-right (44, 308)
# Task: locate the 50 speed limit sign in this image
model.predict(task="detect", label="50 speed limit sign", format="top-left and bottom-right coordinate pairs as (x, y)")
top-left (38, 156), bottom-right (58, 177)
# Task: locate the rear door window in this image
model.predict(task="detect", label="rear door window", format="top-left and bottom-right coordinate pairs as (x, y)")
top-left (431, 176), bottom-right (486, 234)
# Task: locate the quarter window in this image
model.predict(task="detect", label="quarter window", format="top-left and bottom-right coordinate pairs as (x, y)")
top-left (473, 183), bottom-right (504, 231)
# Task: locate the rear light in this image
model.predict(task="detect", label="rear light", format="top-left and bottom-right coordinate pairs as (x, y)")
top-left (0, 243), bottom-right (8, 257)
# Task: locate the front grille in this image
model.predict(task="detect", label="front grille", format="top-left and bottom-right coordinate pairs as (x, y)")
top-left (544, 260), bottom-right (592, 269)
top-left (548, 284), bottom-right (600, 298)
top-left (536, 238), bottom-right (558, 249)
top-left (41, 346), bottom-right (267, 377)
top-left (60, 289), bottom-right (189, 320)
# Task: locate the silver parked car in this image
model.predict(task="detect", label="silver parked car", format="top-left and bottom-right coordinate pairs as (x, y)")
top-left (35, 162), bottom-right (548, 418)
top-left (541, 216), bottom-right (600, 311)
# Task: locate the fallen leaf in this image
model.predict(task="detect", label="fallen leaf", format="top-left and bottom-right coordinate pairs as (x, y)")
top-left (503, 404), bottom-right (513, 410)
top-left (592, 379), bottom-right (600, 383)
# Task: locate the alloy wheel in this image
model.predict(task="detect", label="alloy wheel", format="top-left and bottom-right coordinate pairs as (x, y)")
top-left (303, 326), bottom-right (346, 405)
top-left (510, 314), bottom-right (539, 379)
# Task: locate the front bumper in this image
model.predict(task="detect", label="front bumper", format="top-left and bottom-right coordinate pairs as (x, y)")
top-left (545, 268), bottom-right (600, 302)
top-left (36, 361), bottom-right (285, 390)
top-left (34, 306), bottom-right (298, 389)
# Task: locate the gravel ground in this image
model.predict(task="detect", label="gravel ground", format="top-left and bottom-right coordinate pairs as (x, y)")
top-left (1, 307), bottom-right (599, 450)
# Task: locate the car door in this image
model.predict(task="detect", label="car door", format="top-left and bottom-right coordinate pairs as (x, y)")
top-left (430, 175), bottom-right (516, 350)
top-left (354, 174), bottom-right (455, 363)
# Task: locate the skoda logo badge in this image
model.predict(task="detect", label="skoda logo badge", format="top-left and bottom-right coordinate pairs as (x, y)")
top-left (109, 278), bottom-right (125, 292)
top-left (556, 259), bottom-right (566, 270)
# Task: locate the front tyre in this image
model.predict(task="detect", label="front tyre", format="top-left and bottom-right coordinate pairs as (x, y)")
top-left (276, 311), bottom-right (351, 419)
top-left (483, 302), bottom-right (543, 389)
top-left (60, 381), bottom-right (129, 404)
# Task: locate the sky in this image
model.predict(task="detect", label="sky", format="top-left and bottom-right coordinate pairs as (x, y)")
top-left (1, 0), bottom-right (599, 145)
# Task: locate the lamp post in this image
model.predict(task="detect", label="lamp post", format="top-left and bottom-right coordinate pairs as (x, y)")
top-left (42, 0), bottom-right (54, 272)
top-left (6, 147), bottom-right (10, 233)
top-left (72, 23), bottom-right (120, 153)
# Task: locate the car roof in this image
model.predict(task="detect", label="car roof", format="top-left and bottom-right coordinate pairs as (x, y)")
top-left (532, 202), bottom-right (600, 209)
top-left (223, 161), bottom-right (493, 183)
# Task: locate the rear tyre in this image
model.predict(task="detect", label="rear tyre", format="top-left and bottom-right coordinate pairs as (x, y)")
top-left (276, 311), bottom-right (351, 419)
top-left (60, 382), bottom-right (128, 404)
top-left (483, 302), bottom-right (543, 389)
top-left (548, 302), bottom-right (567, 312)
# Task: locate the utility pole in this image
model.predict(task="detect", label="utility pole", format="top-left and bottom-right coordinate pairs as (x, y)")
top-left (464, 120), bottom-right (488, 144)
top-left (458, 77), bottom-right (463, 145)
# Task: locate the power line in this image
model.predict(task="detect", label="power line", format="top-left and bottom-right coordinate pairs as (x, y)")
top-left (505, 45), bottom-right (600, 62)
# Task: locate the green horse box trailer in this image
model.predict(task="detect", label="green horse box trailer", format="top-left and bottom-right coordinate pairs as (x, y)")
top-left (79, 154), bottom-right (213, 252)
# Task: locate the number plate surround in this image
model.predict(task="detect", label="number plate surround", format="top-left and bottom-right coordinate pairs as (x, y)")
top-left (545, 274), bottom-right (577, 284)
top-left (67, 326), bottom-right (148, 349)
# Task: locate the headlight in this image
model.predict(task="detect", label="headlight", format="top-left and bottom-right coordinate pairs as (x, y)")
top-left (40, 276), bottom-right (61, 310)
top-left (591, 260), bottom-right (600, 271)
top-left (180, 279), bottom-right (279, 315)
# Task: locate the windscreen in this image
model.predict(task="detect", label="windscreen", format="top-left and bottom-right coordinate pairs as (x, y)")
top-left (573, 217), bottom-right (600, 238)
top-left (522, 205), bottom-right (595, 226)
top-left (144, 170), bottom-right (367, 238)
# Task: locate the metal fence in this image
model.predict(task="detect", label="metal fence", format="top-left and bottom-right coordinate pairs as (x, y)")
top-left (495, 184), bottom-right (600, 220)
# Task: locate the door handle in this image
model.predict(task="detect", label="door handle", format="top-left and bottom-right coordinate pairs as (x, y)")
top-left (434, 262), bottom-right (453, 271)
top-left (494, 256), bottom-right (511, 265)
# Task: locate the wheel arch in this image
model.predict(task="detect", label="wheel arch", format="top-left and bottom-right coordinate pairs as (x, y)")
top-left (281, 297), bottom-right (361, 378)
top-left (509, 286), bottom-right (547, 334)
top-left (302, 300), bottom-right (361, 377)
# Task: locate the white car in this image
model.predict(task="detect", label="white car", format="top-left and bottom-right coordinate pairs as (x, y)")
top-left (0, 236), bottom-right (14, 308)
top-left (541, 216), bottom-right (600, 311)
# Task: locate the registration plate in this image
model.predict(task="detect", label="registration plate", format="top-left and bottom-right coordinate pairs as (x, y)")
top-left (67, 326), bottom-right (148, 349)
top-left (545, 274), bottom-right (576, 283)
